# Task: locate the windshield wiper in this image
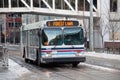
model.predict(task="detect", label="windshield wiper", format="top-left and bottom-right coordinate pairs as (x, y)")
top-left (53, 40), bottom-right (63, 48)
top-left (70, 41), bottom-right (75, 48)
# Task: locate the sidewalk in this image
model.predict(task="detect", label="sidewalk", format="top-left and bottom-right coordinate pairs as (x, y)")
top-left (85, 51), bottom-right (120, 70)
top-left (85, 51), bottom-right (120, 61)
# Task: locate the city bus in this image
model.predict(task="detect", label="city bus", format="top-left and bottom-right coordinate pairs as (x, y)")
top-left (21, 19), bottom-right (86, 67)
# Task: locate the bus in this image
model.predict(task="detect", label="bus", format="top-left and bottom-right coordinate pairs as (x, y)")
top-left (21, 19), bottom-right (86, 67)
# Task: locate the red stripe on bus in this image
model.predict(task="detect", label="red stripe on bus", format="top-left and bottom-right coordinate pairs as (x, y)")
top-left (41, 49), bottom-right (84, 52)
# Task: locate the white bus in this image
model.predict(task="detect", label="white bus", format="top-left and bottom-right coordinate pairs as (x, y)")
top-left (21, 19), bottom-right (86, 67)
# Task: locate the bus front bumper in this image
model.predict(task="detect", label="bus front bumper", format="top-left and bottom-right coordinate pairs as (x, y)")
top-left (41, 57), bottom-right (86, 63)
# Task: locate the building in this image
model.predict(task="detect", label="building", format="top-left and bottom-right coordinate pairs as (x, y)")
top-left (0, 13), bottom-right (22, 43)
top-left (0, 0), bottom-right (120, 48)
top-left (21, 0), bottom-right (120, 48)
top-left (7, 13), bottom-right (22, 43)
top-left (100, 0), bottom-right (120, 47)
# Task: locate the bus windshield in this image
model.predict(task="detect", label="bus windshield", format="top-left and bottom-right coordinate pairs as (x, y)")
top-left (42, 27), bottom-right (84, 46)
top-left (42, 28), bottom-right (63, 46)
top-left (64, 28), bottom-right (84, 45)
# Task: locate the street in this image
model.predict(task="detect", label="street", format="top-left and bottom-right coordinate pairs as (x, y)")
top-left (3, 47), bottom-right (120, 80)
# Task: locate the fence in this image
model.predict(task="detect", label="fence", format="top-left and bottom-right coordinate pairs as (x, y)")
top-left (104, 41), bottom-right (120, 53)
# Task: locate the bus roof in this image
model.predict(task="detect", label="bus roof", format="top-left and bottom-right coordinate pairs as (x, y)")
top-left (22, 21), bottom-right (46, 31)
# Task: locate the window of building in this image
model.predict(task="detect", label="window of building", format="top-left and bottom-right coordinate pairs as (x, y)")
top-left (4, 0), bottom-right (8, 7)
top-left (15, 22), bottom-right (22, 27)
top-left (8, 14), bottom-right (13, 18)
top-left (9, 22), bottom-right (14, 27)
top-left (11, 0), bottom-right (17, 7)
top-left (0, 0), bottom-right (3, 8)
top-left (93, 0), bottom-right (97, 8)
top-left (19, 0), bottom-right (25, 7)
top-left (8, 14), bottom-right (21, 18)
top-left (0, 0), bottom-right (8, 8)
top-left (33, 0), bottom-right (40, 7)
top-left (55, 0), bottom-right (62, 9)
top-left (110, 0), bottom-right (117, 12)
top-left (9, 22), bottom-right (22, 27)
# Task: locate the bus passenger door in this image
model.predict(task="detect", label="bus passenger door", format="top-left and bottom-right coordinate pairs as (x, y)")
top-left (37, 29), bottom-right (42, 65)
top-left (27, 29), bottom-right (39, 61)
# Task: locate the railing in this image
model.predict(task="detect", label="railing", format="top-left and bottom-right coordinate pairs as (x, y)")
top-left (104, 41), bottom-right (120, 54)
top-left (0, 0), bottom-right (100, 17)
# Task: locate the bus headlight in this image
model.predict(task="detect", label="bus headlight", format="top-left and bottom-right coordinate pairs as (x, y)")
top-left (76, 51), bottom-right (85, 56)
top-left (42, 52), bottom-right (52, 58)
top-left (45, 54), bottom-right (52, 58)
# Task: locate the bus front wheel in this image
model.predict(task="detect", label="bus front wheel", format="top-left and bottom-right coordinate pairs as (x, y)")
top-left (36, 50), bottom-right (41, 66)
top-left (25, 58), bottom-right (29, 63)
top-left (72, 62), bottom-right (79, 67)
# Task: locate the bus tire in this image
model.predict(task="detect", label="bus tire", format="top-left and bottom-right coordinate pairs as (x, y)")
top-left (72, 62), bottom-right (79, 67)
top-left (36, 49), bottom-right (41, 66)
top-left (23, 47), bottom-right (25, 58)
top-left (25, 58), bottom-right (29, 63)
top-left (23, 47), bottom-right (29, 63)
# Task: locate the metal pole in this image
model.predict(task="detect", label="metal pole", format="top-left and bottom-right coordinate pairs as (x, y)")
top-left (4, 18), bottom-right (6, 45)
top-left (13, 15), bottom-right (16, 44)
top-left (20, 25), bottom-right (23, 55)
top-left (20, 26), bottom-right (22, 45)
top-left (0, 24), bottom-right (1, 44)
top-left (89, 0), bottom-right (94, 51)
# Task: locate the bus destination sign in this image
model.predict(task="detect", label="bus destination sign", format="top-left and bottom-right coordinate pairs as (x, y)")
top-left (46, 20), bottom-right (79, 27)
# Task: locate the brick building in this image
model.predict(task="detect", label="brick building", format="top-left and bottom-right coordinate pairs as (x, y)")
top-left (0, 13), bottom-right (22, 43)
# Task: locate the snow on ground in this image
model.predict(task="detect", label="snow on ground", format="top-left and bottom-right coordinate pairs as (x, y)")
top-left (9, 59), bottom-right (31, 77)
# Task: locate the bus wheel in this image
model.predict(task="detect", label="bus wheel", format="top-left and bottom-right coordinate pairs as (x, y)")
top-left (72, 62), bottom-right (79, 67)
top-left (36, 57), bottom-right (42, 66)
top-left (23, 48), bottom-right (29, 63)
top-left (36, 50), bottom-right (41, 66)
top-left (37, 60), bottom-right (41, 66)
top-left (23, 47), bottom-right (25, 58)
top-left (36, 56), bottom-right (40, 66)
top-left (25, 58), bottom-right (29, 63)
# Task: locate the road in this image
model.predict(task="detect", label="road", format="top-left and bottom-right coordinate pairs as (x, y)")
top-left (8, 49), bottom-right (120, 80)
top-left (86, 56), bottom-right (120, 70)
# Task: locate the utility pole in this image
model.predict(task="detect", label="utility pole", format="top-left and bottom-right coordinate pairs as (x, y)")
top-left (89, 0), bottom-right (94, 51)
top-left (0, 24), bottom-right (2, 44)
top-left (20, 25), bottom-right (23, 55)
top-left (4, 18), bottom-right (6, 45)
top-left (13, 15), bottom-right (15, 44)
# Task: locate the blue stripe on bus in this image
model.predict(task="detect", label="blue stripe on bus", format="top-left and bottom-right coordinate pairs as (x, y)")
top-left (41, 47), bottom-right (84, 50)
